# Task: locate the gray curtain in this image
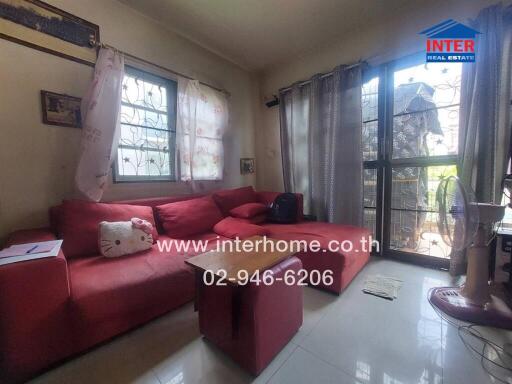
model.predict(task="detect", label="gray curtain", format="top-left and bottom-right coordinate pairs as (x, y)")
top-left (280, 66), bottom-right (363, 225)
top-left (280, 83), bottom-right (311, 213)
top-left (451, 4), bottom-right (512, 275)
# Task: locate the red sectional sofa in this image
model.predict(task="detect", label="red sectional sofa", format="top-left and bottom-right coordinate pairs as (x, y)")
top-left (0, 187), bottom-right (370, 383)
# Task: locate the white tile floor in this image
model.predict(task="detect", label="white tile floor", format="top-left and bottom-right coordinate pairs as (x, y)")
top-left (29, 257), bottom-right (512, 384)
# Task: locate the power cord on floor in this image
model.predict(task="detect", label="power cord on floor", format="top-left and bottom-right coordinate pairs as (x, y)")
top-left (428, 287), bottom-right (512, 384)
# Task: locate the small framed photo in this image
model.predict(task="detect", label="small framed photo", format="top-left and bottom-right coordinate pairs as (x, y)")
top-left (240, 158), bottom-right (255, 174)
top-left (41, 91), bottom-right (82, 128)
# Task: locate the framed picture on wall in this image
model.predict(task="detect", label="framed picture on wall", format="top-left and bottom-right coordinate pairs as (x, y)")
top-left (0, 0), bottom-right (100, 65)
top-left (41, 90), bottom-right (82, 128)
top-left (240, 158), bottom-right (255, 174)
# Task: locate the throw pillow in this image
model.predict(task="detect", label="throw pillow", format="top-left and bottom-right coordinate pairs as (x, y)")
top-left (212, 186), bottom-right (258, 215)
top-left (59, 199), bottom-right (158, 258)
top-left (230, 202), bottom-right (269, 219)
top-left (99, 218), bottom-right (153, 257)
top-left (213, 217), bottom-right (268, 239)
top-left (155, 196), bottom-right (223, 238)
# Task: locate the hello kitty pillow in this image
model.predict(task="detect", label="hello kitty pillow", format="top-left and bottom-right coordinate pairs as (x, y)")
top-left (99, 218), bottom-right (154, 258)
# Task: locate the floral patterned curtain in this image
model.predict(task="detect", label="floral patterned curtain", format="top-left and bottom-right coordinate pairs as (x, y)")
top-left (75, 48), bottom-right (124, 201)
top-left (177, 78), bottom-right (228, 185)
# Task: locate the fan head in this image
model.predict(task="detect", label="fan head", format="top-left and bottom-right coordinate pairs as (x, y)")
top-left (436, 176), bottom-right (479, 251)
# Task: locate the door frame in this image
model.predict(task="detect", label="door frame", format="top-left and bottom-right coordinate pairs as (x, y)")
top-left (366, 52), bottom-right (458, 269)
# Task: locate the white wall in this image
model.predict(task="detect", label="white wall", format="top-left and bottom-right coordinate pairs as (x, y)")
top-left (255, 0), bottom-right (510, 192)
top-left (0, 0), bottom-right (259, 240)
top-left (1, 0), bottom-right (508, 240)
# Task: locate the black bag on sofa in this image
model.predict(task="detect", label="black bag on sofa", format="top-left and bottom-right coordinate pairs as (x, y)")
top-left (267, 193), bottom-right (298, 224)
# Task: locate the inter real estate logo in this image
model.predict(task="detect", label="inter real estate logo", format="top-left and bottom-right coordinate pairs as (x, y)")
top-left (420, 19), bottom-right (480, 63)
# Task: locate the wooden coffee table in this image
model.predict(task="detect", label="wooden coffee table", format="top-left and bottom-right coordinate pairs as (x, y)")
top-left (186, 235), bottom-right (296, 337)
top-left (185, 235), bottom-right (295, 285)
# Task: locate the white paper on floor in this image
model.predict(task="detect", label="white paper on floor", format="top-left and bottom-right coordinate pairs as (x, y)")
top-left (362, 275), bottom-right (403, 300)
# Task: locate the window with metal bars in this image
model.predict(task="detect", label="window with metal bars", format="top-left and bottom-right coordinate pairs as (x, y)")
top-left (114, 66), bottom-right (177, 182)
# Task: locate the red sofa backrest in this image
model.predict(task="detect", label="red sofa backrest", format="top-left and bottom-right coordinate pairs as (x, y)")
top-left (111, 194), bottom-right (205, 234)
top-left (49, 194), bottom-right (205, 236)
top-left (211, 186), bottom-right (258, 216)
top-left (48, 188), bottom-right (304, 242)
top-left (111, 194), bottom-right (205, 209)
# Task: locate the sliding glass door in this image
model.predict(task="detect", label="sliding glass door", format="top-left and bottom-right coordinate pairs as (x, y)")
top-left (362, 54), bottom-right (462, 267)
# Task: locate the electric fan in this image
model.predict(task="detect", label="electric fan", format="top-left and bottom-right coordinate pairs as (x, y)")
top-left (429, 176), bottom-right (512, 329)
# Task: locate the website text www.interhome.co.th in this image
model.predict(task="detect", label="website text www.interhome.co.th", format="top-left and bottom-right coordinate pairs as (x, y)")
top-left (156, 235), bottom-right (379, 254)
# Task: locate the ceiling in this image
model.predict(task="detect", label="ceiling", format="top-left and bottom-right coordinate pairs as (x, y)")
top-left (118, 0), bottom-right (414, 72)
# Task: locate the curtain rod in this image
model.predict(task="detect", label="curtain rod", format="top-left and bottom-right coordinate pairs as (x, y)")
top-left (279, 61), bottom-right (366, 94)
top-left (95, 42), bottom-right (230, 96)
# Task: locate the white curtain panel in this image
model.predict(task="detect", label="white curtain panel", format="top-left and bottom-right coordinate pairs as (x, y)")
top-left (177, 77), bottom-right (228, 187)
top-left (280, 66), bottom-right (363, 225)
top-left (75, 48), bottom-right (124, 201)
top-left (450, 4), bottom-right (512, 275)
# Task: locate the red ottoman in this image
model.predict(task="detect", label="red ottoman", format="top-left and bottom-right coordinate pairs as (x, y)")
top-left (197, 256), bottom-right (303, 375)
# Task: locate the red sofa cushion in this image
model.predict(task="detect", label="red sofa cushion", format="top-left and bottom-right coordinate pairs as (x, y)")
top-left (111, 194), bottom-right (204, 234)
top-left (244, 214), bottom-right (267, 224)
top-left (58, 200), bottom-right (158, 258)
top-left (220, 214), bottom-right (266, 225)
top-left (0, 229), bottom-right (72, 383)
top-left (67, 233), bottom-right (228, 349)
top-left (155, 196), bottom-right (223, 238)
top-left (111, 194), bottom-right (204, 209)
top-left (261, 221), bottom-right (370, 293)
top-left (213, 217), bottom-right (268, 239)
top-left (212, 186), bottom-right (258, 215)
top-left (230, 202), bottom-right (268, 219)
top-left (68, 240), bottom-right (191, 349)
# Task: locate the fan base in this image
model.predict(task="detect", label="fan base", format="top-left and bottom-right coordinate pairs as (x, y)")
top-left (430, 287), bottom-right (512, 329)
